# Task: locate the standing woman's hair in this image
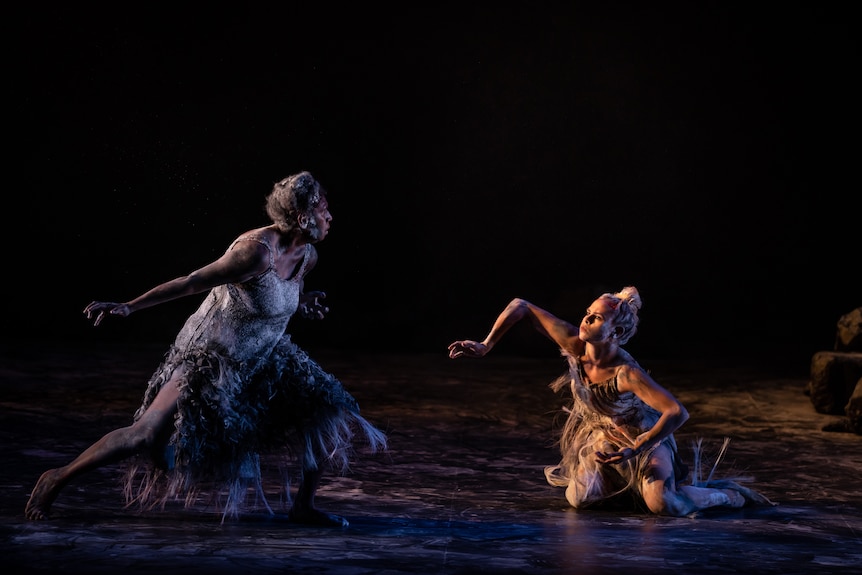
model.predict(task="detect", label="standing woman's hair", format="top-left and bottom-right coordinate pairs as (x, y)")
top-left (600, 286), bottom-right (643, 345)
top-left (265, 171), bottom-right (326, 234)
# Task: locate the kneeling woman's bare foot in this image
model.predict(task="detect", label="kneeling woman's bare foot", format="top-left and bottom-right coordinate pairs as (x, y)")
top-left (708, 479), bottom-right (776, 508)
top-left (25, 469), bottom-right (64, 520)
top-left (288, 507), bottom-right (349, 528)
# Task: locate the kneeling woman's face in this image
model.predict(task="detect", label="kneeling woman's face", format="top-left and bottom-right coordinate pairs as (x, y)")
top-left (578, 299), bottom-right (618, 343)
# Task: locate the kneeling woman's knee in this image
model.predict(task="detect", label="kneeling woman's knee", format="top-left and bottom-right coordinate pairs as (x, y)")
top-left (654, 492), bottom-right (692, 516)
top-left (642, 480), bottom-right (691, 516)
top-left (647, 485), bottom-right (701, 516)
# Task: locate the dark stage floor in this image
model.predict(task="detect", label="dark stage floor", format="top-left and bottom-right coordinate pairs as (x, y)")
top-left (1, 341), bottom-right (860, 574)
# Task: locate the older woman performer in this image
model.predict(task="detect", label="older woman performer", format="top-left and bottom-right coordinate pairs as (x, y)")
top-left (448, 286), bottom-right (772, 516)
top-left (25, 171), bottom-right (386, 526)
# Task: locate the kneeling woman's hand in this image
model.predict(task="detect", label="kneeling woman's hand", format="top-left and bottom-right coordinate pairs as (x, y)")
top-left (448, 340), bottom-right (489, 359)
top-left (595, 446), bottom-right (638, 465)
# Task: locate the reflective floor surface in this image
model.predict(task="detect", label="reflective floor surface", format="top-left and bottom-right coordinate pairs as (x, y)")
top-left (1, 342), bottom-right (860, 574)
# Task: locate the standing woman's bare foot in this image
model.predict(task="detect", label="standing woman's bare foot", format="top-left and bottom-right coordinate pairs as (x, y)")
top-left (288, 507), bottom-right (349, 527)
top-left (25, 469), bottom-right (64, 520)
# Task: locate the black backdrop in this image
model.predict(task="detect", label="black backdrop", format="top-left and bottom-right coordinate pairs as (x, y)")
top-left (6, 5), bottom-right (858, 374)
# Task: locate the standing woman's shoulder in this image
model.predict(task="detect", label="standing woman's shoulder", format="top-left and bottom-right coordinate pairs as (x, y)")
top-left (229, 227), bottom-right (275, 252)
top-left (226, 228), bottom-right (278, 270)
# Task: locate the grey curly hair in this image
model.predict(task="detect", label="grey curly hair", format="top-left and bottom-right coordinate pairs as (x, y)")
top-left (265, 171), bottom-right (326, 234)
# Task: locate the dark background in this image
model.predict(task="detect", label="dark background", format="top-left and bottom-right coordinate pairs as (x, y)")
top-left (6, 5), bottom-right (858, 375)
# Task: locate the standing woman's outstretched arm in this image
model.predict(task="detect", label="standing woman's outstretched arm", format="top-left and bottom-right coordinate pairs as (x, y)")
top-left (83, 239), bottom-right (271, 326)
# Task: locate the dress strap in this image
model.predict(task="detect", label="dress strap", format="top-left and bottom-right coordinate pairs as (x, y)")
top-left (293, 244), bottom-right (312, 280)
top-left (228, 235), bottom-right (276, 271)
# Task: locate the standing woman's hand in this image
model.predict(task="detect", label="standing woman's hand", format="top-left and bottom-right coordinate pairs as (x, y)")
top-left (448, 340), bottom-right (490, 359)
top-left (83, 301), bottom-right (131, 326)
top-left (298, 291), bottom-right (329, 320)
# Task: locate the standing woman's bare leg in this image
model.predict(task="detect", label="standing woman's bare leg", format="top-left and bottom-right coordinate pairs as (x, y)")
top-left (288, 467), bottom-right (348, 527)
top-left (25, 382), bottom-right (181, 520)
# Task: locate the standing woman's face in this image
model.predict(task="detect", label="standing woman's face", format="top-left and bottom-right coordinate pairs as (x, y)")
top-left (304, 197), bottom-right (332, 242)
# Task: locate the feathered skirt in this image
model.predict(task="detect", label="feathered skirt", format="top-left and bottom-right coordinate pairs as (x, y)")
top-left (121, 335), bottom-right (387, 520)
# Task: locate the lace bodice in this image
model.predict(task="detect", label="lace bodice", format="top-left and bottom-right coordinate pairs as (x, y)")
top-left (171, 237), bottom-right (310, 370)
